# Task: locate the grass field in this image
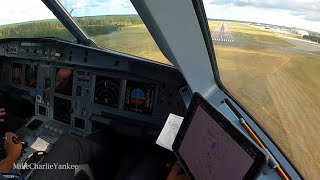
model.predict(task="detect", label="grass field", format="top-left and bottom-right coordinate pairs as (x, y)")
top-left (227, 22), bottom-right (295, 47)
top-left (92, 24), bottom-right (170, 64)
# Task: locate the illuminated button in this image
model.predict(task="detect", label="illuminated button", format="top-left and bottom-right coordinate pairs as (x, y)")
top-left (55, 53), bottom-right (61, 57)
top-left (53, 128), bottom-right (58, 132)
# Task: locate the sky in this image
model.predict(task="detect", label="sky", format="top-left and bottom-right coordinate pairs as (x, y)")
top-left (0, 0), bottom-right (319, 32)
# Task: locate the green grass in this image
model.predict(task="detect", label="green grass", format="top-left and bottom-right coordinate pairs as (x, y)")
top-left (92, 24), bottom-right (170, 64)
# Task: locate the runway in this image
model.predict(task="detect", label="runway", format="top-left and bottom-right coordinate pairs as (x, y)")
top-left (211, 22), bottom-right (235, 43)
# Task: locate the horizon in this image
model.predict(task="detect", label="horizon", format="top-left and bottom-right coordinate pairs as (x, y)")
top-left (0, 0), bottom-right (319, 33)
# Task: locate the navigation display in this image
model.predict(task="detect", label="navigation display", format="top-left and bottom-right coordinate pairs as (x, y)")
top-left (179, 105), bottom-right (255, 180)
top-left (25, 65), bottom-right (37, 88)
top-left (55, 68), bottom-right (73, 96)
top-left (12, 63), bottom-right (22, 84)
top-left (124, 81), bottom-right (155, 114)
top-left (94, 76), bottom-right (120, 108)
top-left (54, 96), bottom-right (71, 124)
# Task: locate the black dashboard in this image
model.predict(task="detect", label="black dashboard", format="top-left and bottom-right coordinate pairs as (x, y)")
top-left (0, 38), bottom-right (187, 134)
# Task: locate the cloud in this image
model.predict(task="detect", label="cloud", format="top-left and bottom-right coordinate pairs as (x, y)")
top-left (0, 0), bottom-right (55, 25)
top-left (203, 0), bottom-right (320, 32)
top-left (204, 0), bottom-right (320, 25)
top-left (205, 0), bottom-right (320, 13)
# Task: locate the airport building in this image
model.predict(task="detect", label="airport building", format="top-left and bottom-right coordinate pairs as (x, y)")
top-left (291, 27), bottom-right (309, 36)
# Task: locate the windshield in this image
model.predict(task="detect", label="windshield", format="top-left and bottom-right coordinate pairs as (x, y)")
top-left (0, 0), bottom-right (75, 41)
top-left (204, 0), bottom-right (320, 179)
top-left (59, 0), bottom-right (170, 64)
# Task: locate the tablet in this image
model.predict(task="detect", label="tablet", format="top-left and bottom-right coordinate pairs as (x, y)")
top-left (173, 92), bottom-right (267, 180)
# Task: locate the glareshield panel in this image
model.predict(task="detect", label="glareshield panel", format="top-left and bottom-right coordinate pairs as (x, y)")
top-left (203, 0), bottom-right (320, 178)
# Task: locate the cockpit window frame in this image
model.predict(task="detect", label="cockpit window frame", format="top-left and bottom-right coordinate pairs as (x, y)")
top-left (41, 0), bottom-right (95, 47)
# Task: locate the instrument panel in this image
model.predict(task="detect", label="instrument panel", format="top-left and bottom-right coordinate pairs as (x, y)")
top-left (0, 38), bottom-right (186, 133)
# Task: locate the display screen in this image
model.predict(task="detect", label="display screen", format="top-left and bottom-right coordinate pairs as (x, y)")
top-left (38, 106), bottom-right (47, 117)
top-left (53, 96), bottom-right (71, 124)
top-left (55, 68), bottom-right (73, 96)
top-left (179, 106), bottom-right (254, 180)
top-left (12, 63), bottom-right (22, 84)
top-left (94, 76), bottom-right (120, 108)
top-left (74, 117), bottom-right (85, 129)
top-left (124, 81), bottom-right (155, 114)
top-left (25, 65), bottom-right (38, 88)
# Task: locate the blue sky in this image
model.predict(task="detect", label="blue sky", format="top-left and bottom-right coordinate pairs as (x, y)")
top-left (0, 0), bottom-right (319, 32)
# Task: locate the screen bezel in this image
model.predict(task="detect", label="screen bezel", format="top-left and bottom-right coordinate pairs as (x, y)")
top-left (173, 92), bottom-right (267, 180)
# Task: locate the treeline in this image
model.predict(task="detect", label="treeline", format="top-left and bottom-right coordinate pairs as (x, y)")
top-left (0, 15), bottom-right (143, 40)
top-left (74, 15), bottom-right (143, 26)
top-left (303, 35), bottom-right (320, 43)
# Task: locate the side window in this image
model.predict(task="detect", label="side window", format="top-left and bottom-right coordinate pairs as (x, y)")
top-left (204, 1), bottom-right (320, 179)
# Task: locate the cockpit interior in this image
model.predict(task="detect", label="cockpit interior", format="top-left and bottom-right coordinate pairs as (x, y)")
top-left (0, 0), bottom-right (309, 179)
top-left (0, 37), bottom-right (188, 178)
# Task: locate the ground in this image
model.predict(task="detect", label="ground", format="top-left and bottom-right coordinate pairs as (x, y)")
top-left (92, 24), bottom-right (170, 64)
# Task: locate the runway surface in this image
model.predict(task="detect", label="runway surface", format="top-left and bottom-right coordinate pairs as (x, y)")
top-left (211, 22), bottom-right (235, 43)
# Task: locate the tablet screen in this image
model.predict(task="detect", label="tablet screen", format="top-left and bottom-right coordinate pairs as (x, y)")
top-left (179, 105), bottom-right (255, 180)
